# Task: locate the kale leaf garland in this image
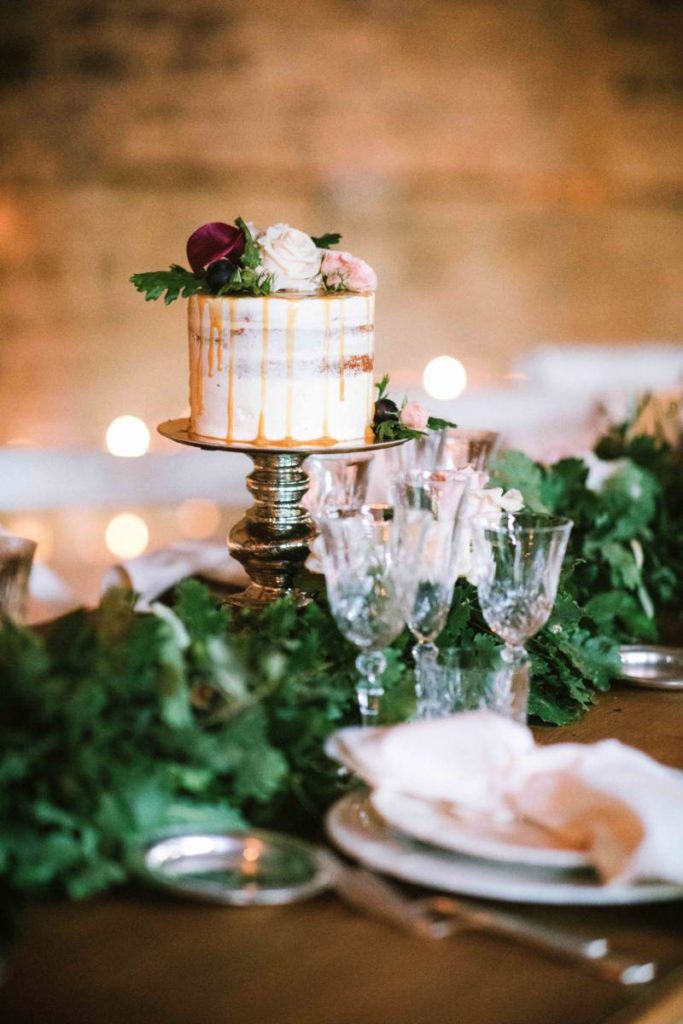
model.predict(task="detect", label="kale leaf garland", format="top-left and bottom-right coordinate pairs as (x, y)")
top-left (0, 428), bottom-right (680, 904)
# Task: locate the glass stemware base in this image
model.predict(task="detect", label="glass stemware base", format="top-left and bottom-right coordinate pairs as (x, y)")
top-left (500, 644), bottom-right (531, 724)
top-left (355, 650), bottom-right (387, 725)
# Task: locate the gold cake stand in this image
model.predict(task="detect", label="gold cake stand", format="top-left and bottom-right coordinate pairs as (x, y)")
top-left (158, 418), bottom-right (403, 608)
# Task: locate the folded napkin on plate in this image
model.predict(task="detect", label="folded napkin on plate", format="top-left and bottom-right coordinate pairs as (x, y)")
top-left (331, 711), bottom-right (683, 886)
top-left (331, 713), bottom-right (533, 815)
top-left (101, 541), bottom-right (248, 608)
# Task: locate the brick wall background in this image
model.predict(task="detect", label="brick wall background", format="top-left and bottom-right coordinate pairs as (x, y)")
top-left (0, 0), bottom-right (681, 447)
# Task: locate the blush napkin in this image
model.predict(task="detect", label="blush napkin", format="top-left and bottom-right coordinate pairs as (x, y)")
top-left (331, 711), bottom-right (683, 886)
top-left (101, 540), bottom-right (248, 608)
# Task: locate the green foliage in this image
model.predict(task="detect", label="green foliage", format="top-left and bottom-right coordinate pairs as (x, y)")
top-left (1, 428), bottom-right (680, 906)
top-left (129, 265), bottom-right (209, 305)
top-left (311, 232), bottom-right (342, 249)
top-left (490, 437), bottom-right (680, 643)
top-left (427, 416), bottom-right (457, 432)
top-left (129, 219), bottom-right (274, 302)
top-left (215, 218), bottom-right (274, 297)
top-left (372, 375), bottom-right (456, 441)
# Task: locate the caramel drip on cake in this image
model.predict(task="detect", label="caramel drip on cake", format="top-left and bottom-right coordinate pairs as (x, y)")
top-left (338, 298), bottom-right (346, 402)
top-left (285, 301), bottom-right (298, 440)
top-left (191, 325), bottom-right (204, 419)
top-left (226, 297), bottom-right (236, 442)
top-left (217, 302), bottom-right (224, 373)
top-left (208, 302), bottom-right (222, 378)
top-left (255, 298), bottom-right (270, 444)
top-left (323, 301), bottom-right (331, 437)
top-left (265, 435), bottom-right (339, 449)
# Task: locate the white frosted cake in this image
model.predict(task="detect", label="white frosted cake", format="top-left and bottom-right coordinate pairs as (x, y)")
top-left (188, 290), bottom-right (375, 447)
top-left (131, 217), bottom-right (379, 446)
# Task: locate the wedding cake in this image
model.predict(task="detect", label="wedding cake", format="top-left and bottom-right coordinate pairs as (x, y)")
top-left (188, 289), bottom-right (375, 446)
top-left (131, 218), bottom-right (377, 447)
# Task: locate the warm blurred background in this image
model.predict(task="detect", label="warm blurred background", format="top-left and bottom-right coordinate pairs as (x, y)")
top-left (0, 0), bottom-right (681, 613)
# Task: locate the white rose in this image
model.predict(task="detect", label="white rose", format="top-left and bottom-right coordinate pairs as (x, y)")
top-left (259, 223), bottom-right (322, 292)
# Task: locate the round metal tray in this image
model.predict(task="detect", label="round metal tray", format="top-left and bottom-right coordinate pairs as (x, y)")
top-left (134, 829), bottom-right (340, 906)
top-left (618, 645), bottom-right (683, 691)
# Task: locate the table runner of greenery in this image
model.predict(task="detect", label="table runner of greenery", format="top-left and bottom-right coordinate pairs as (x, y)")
top-left (1, 427), bottom-right (681, 904)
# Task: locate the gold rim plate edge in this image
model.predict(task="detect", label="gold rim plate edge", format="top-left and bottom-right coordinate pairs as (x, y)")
top-left (157, 418), bottom-right (406, 455)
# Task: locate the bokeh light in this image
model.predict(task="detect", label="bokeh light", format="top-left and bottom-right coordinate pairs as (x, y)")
top-left (105, 416), bottom-right (150, 458)
top-left (105, 513), bottom-right (149, 559)
top-left (177, 498), bottom-right (221, 540)
top-left (423, 356), bottom-right (467, 400)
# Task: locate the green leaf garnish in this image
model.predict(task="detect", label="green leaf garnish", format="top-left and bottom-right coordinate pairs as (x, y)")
top-left (375, 374), bottom-right (390, 400)
top-left (129, 265), bottom-right (209, 305)
top-left (131, 217), bottom-right (275, 301)
top-left (311, 232), bottom-right (342, 249)
top-left (427, 416), bottom-right (457, 431)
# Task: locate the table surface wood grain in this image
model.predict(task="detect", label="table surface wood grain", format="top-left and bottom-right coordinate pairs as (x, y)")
top-left (1, 684), bottom-right (682, 1024)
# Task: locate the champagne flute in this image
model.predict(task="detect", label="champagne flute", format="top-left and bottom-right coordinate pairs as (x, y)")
top-left (319, 507), bottom-right (425, 725)
top-left (471, 512), bottom-right (573, 722)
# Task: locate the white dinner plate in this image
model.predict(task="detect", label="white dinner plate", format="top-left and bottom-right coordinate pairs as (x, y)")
top-left (369, 789), bottom-right (590, 870)
top-left (326, 793), bottom-right (683, 906)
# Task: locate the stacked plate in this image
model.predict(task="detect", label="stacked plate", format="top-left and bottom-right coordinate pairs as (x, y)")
top-left (325, 791), bottom-right (683, 906)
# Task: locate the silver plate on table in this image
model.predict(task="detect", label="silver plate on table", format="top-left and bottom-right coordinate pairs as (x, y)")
top-left (133, 830), bottom-right (340, 906)
top-left (619, 645), bottom-right (683, 691)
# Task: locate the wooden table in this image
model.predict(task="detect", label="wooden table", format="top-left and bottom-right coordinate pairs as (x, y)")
top-left (1, 686), bottom-right (682, 1024)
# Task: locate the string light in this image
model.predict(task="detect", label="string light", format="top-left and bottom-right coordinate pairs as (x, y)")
top-left (105, 513), bottom-right (149, 559)
top-left (105, 416), bottom-right (150, 458)
top-left (423, 356), bottom-right (467, 400)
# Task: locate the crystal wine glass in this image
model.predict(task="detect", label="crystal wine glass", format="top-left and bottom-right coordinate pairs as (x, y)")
top-left (438, 428), bottom-right (500, 472)
top-left (392, 470), bottom-right (471, 718)
top-left (304, 453), bottom-right (373, 524)
top-left (471, 512), bottom-right (573, 722)
top-left (319, 507), bottom-right (426, 725)
top-left (384, 430), bottom-right (446, 476)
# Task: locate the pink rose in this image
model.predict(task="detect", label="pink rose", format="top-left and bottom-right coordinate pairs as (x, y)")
top-left (400, 401), bottom-right (429, 431)
top-left (186, 222), bottom-right (245, 274)
top-left (321, 250), bottom-right (377, 292)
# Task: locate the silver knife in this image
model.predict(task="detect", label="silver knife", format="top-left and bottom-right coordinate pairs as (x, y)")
top-left (332, 864), bottom-right (656, 985)
top-left (426, 894), bottom-right (656, 985)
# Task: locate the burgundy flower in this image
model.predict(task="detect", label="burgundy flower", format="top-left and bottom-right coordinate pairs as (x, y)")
top-left (186, 222), bottom-right (245, 275)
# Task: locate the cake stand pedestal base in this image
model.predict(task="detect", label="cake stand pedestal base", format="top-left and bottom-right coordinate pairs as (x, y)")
top-left (226, 451), bottom-right (314, 609)
top-left (157, 419), bottom-right (403, 609)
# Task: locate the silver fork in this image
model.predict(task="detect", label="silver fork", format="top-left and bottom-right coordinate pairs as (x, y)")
top-left (333, 865), bottom-right (656, 986)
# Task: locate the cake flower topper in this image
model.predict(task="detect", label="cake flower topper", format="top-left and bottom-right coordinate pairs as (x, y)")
top-left (130, 217), bottom-right (377, 303)
top-left (373, 375), bottom-right (456, 441)
top-left (186, 222), bottom-right (245, 275)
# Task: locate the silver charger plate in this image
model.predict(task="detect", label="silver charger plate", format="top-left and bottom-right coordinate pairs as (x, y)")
top-left (134, 830), bottom-right (340, 906)
top-left (619, 645), bottom-right (683, 691)
top-left (326, 793), bottom-right (683, 906)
